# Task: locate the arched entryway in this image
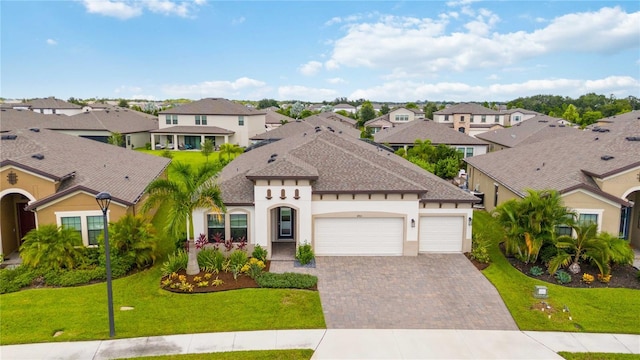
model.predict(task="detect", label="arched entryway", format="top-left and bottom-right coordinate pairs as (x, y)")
top-left (622, 187), bottom-right (640, 248)
top-left (269, 206), bottom-right (297, 260)
top-left (0, 191), bottom-right (36, 258)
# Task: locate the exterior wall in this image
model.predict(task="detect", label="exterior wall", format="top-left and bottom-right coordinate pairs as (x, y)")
top-left (629, 191), bottom-right (640, 248)
top-left (454, 145), bottom-right (488, 158)
top-left (159, 113), bottom-right (265, 147)
top-left (598, 166), bottom-right (640, 199)
top-left (389, 108), bottom-right (415, 124)
top-left (38, 192), bottom-right (129, 226)
top-left (561, 190), bottom-right (621, 235)
top-left (0, 167), bottom-right (57, 200)
top-left (452, 113), bottom-right (471, 134)
top-left (484, 141), bottom-right (508, 152)
top-left (54, 130), bottom-right (111, 138)
top-left (125, 132), bottom-right (151, 149)
top-left (33, 108), bottom-right (82, 116)
top-left (466, 165), bottom-right (521, 211)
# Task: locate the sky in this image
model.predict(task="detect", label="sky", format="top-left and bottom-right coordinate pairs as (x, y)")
top-left (1, 0), bottom-right (639, 103)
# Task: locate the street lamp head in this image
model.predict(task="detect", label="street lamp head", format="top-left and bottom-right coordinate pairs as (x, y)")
top-left (96, 192), bottom-right (112, 212)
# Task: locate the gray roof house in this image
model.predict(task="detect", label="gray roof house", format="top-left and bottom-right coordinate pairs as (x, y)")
top-left (476, 115), bottom-right (578, 151)
top-left (465, 110), bottom-right (640, 247)
top-left (192, 124), bottom-right (479, 258)
top-left (10, 97), bottom-right (84, 116)
top-left (433, 103), bottom-right (505, 137)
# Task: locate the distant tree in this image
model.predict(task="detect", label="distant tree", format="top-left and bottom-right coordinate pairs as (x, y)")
top-left (320, 105), bottom-right (334, 113)
top-left (335, 110), bottom-right (353, 118)
top-left (280, 119), bottom-right (289, 125)
top-left (358, 101), bottom-right (376, 127)
top-left (360, 127), bottom-right (373, 139)
top-left (108, 132), bottom-right (124, 147)
top-left (201, 139), bottom-right (214, 162)
top-left (290, 102), bottom-right (304, 119)
top-left (434, 157), bottom-right (460, 179)
top-left (562, 104), bottom-right (580, 124)
top-left (581, 110), bottom-right (603, 126)
top-left (299, 109), bottom-right (314, 118)
top-left (405, 102), bottom-right (418, 109)
top-left (219, 143), bottom-right (243, 163)
top-left (380, 104), bottom-right (390, 115)
top-left (423, 102), bottom-right (439, 120)
top-left (67, 97), bottom-right (87, 106)
top-left (118, 99), bottom-right (129, 108)
top-left (257, 99), bottom-right (279, 109)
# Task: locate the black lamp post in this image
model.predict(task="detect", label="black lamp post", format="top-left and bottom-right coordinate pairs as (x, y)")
top-left (96, 191), bottom-right (115, 338)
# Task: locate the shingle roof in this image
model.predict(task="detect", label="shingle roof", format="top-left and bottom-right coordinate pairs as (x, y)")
top-left (374, 119), bottom-right (488, 146)
top-left (250, 114), bottom-right (360, 141)
top-left (434, 103), bottom-right (500, 115)
top-left (150, 125), bottom-right (234, 135)
top-left (24, 97), bottom-right (82, 110)
top-left (500, 108), bottom-right (541, 115)
top-left (465, 111), bottom-right (640, 200)
top-left (159, 98), bottom-right (266, 116)
top-left (365, 114), bottom-right (392, 127)
top-left (316, 111), bottom-right (358, 126)
top-left (218, 126), bottom-right (479, 204)
top-left (476, 115), bottom-right (578, 148)
top-left (1, 128), bottom-right (170, 207)
top-left (265, 111), bottom-right (294, 125)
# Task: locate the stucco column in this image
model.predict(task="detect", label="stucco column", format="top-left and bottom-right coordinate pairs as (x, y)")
top-left (173, 134), bottom-right (178, 147)
top-left (224, 135), bottom-right (229, 144)
top-left (151, 134), bottom-right (155, 147)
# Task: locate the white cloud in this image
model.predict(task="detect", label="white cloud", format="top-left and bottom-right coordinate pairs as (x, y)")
top-left (232, 16), bottom-right (245, 25)
top-left (81, 0), bottom-right (204, 19)
top-left (278, 85), bottom-right (338, 102)
top-left (46, 39), bottom-right (58, 45)
top-left (131, 94), bottom-right (157, 100)
top-left (161, 77), bottom-right (267, 98)
top-left (321, 7), bottom-right (639, 77)
top-left (298, 61), bottom-right (323, 76)
top-left (114, 85), bottom-right (142, 94)
top-left (326, 77), bottom-right (346, 84)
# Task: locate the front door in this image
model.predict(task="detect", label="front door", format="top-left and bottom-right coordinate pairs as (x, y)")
top-left (17, 203), bottom-right (36, 246)
top-left (279, 207), bottom-right (293, 239)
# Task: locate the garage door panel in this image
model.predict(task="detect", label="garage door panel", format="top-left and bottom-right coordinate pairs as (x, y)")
top-left (315, 217), bottom-right (403, 256)
top-left (419, 216), bottom-right (463, 253)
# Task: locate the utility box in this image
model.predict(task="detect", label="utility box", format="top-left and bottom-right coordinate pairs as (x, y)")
top-left (534, 285), bottom-right (548, 299)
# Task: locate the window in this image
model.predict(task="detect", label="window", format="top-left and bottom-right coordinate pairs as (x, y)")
top-left (555, 225), bottom-right (572, 236)
top-left (61, 216), bottom-right (82, 244)
top-left (238, 116), bottom-right (244, 126)
top-left (514, 115), bottom-right (521, 122)
top-left (578, 214), bottom-right (598, 226)
top-left (394, 114), bottom-right (409, 121)
top-left (444, 115), bottom-right (449, 121)
top-left (481, 115), bottom-right (486, 123)
top-left (172, 115), bottom-right (178, 124)
top-left (87, 216), bottom-right (103, 246)
top-left (230, 214), bottom-right (247, 241)
top-left (195, 115), bottom-right (207, 125)
top-left (466, 147), bottom-right (474, 158)
top-left (470, 116), bottom-right (474, 123)
top-left (456, 147), bottom-right (474, 158)
top-left (493, 184), bottom-right (499, 207)
top-left (494, 116), bottom-right (500, 123)
top-left (201, 115), bottom-right (207, 125)
top-left (195, 115), bottom-right (201, 125)
top-left (460, 116), bottom-right (465, 122)
top-left (207, 214), bottom-right (225, 241)
top-left (165, 115), bottom-right (171, 125)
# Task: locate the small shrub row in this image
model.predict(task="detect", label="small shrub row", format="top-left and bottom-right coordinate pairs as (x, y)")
top-left (43, 267), bottom-right (106, 287)
top-left (0, 266), bottom-right (39, 294)
top-left (256, 272), bottom-right (317, 289)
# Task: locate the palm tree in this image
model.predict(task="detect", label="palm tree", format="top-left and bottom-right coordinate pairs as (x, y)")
top-left (218, 143), bottom-right (243, 162)
top-left (142, 161), bottom-right (225, 275)
top-left (548, 222), bottom-right (609, 275)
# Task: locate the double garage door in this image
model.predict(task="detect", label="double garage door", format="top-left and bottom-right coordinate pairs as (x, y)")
top-left (314, 217), bottom-right (404, 256)
top-left (419, 216), bottom-right (463, 253)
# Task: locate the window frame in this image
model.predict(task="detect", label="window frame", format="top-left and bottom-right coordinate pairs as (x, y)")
top-left (207, 213), bottom-right (225, 241)
top-left (229, 213), bottom-right (248, 242)
top-left (56, 210), bottom-right (106, 247)
top-left (238, 116), bottom-right (245, 126)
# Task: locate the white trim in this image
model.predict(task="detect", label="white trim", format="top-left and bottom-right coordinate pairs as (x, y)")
top-left (0, 165), bottom-right (57, 183)
top-left (0, 188), bottom-right (37, 204)
top-left (35, 190), bottom-right (128, 211)
top-left (622, 186), bottom-right (640, 201)
top-left (55, 210), bottom-right (107, 246)
top-left (561, 188), bottom-right (622, 208)
top-left (572, 208), bottom-right (604, 231)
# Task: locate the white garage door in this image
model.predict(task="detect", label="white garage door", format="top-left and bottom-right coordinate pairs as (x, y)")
top-left (419, 216), bottom-right (463, 253)
top-left (314, 217), bottom-right (403, 256)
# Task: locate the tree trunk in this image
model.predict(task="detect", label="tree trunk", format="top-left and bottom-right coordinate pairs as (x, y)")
top-left (186, 239), bottom-right (200, 275)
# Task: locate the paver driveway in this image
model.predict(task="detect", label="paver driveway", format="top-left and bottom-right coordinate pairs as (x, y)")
top-left (270, 254), bottom-right (518, 330)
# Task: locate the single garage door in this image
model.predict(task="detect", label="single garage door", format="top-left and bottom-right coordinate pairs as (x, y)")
top-left (314, 217), bottom-right (403, 256)
top-left (419, 216), bottom-right (463, 252)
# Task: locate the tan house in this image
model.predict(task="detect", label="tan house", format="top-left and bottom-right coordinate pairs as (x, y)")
top-left (0, 128), bottom-right (170, 256)
top-left (365, 107), bottom-right (425, 134)
top-left (5, 97), bottom-right (84, 116)
top-left (193, 122), bottom-right (479, 258)
top-left (465, 111), bottom-right (640, 248)
top-left (433, 103), bottom-right (505, 137)
top-left (476, 115), bottom-right (577, 152)
top-left (153, 98), bottom-right (266, 149)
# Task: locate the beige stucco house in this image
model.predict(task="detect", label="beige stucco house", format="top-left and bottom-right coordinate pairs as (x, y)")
top-left (465, 111), bottom-right (640, 248)
top-left (365, 107), bottom-right (426, 134)
top-left (433, 103), bottom-right (505, 137)
top-left (476, 115), bottom-right (577, 152)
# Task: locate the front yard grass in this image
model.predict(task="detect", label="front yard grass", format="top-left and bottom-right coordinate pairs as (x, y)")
top-left (558, 352), bottom-right (640, 360)
top-left (0, 264), bottom-right (325, 345)
top-left (474, 210), bottom-right (640, 334)
top-left (124, 349), bottom-right (314, 360)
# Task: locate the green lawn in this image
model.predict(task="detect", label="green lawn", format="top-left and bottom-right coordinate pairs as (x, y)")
top-left (124, 349), bottom-right (314, 360)
top-left (558, 352), bottom-right (640, 360)
top-left (137, 149), bottom-right (216, 169)
top-left (474, 211), bottom-right (640, 334)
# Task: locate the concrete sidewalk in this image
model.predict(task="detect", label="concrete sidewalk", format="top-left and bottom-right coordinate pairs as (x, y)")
top-left (1, 329), bottom-right (638, 360)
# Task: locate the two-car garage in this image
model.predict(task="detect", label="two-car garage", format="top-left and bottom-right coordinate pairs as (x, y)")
top-left (313, 215), bottom-right (465, 256)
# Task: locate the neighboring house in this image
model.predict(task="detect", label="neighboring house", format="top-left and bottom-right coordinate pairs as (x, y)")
top-left (82, 102), bottom-right (110, 112)
top-left (433, 103), bottom-right (505, 137)
top-left (365, 107), bottom-right (426, 134)
top-left (192, 125), bottom-right (479, 258)
top-left (316, 111), bottom-right (358, 128)
top-left (1, 108), bottom-right (158, 147)
top-left (465, 111), bottom-right (640, 247)
top-left (476, 115), bottom-right (577, 152)
top-left (500, 108), bottom-right (541, 126)
top-left (153, 98), bottom-right (266, 149)
top-left (333, 103), bottom-right (357, 114)
top-left (7, 97), bottom-right (84, 116)
top-left (373, 119), bottom-right (489, 158)
top-left (249, 114), bottom-right (361, 144)
top-left (265, 110), bottom-right (294, 131)
top-left (0, 127), bottom-right (170, 256)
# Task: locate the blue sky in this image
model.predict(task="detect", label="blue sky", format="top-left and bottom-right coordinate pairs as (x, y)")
top-left (1, 0), bottom-right (639, 102)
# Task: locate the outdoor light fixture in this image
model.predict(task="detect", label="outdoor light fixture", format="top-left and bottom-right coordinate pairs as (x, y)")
top-left (468, 217), bottom-right (472, 226)
top-left (411, 219), bottom-right (415, 228)
top-left (96, 191), bottom-right (115, 338)
top-left (534, 285), bottom-right (548, 299)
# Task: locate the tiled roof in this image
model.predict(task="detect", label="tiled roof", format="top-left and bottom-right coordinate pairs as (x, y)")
top-left (1, 128), bottom-right (170, 207)
top-left (218, 126), bottom-right (479, 204)
top-left (476, 115), bottom-right (577, 148)
top-left (159, 98), bottom-right (266, 116)
top-left (434, 103), bottom-right (500, 115)
top-left (250, 114), bottom-right (360, 141)
top-left (316, 111), bottom-right (358, 126)
top-left (465, 111), bottom-right (640, 199)
top-left (0, 109), bottom-right (64, 131)
top-left (150, 126), bottom-right (234, 135)
top-left (500, 108), bottom-right (541, 115)
top-left (374, 119), bottom-right (488, 146)
top-left (365, 114), bottom-right (391, 127)
top-left (265, 111), bottom-right (294, 125)
top-left (24, 97), bottom-right (81, 110)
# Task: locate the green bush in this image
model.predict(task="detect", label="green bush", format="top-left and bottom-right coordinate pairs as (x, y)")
top-left (198, 248), bottom-right (225, 273)
top-left (256, 272), bottom-right (318, 289)
top-left (252, 244), bottom-right (268, 262)
top-left (0, 266), bottom-right (38, 294)
top-left (555, 269), bottom-right (572, 284)
top-left (102, 214), bottom-right (158, 269)
top-left (537, 244), bottom-right (557, 265)
top-left (228, 250), bottom-right (248, 269)
top-left (145, 142), bottom-right (152, 150)
top-left (99, 250), bottom-right (135, 278)
top-left (161, 250), bottom-right (188, 275)
top-left (76, 247), bottom-right (101, 269)
top-left (529, 266), bottom-right (544, 277)
top-left (43, 267), bottom-right (106, 287)
top-left (296, 242), bottom-right (315, 265)
top-left (470, 240), bottom-right (490, 264)
top-left (19, 224), bottom-right (83, 270)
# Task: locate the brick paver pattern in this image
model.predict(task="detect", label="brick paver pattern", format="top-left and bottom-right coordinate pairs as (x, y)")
top-left (270, 254), bottom-right (518, 330)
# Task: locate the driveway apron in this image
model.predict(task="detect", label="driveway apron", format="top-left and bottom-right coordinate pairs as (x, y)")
top-left (270, 254), bottom-right (518, 330)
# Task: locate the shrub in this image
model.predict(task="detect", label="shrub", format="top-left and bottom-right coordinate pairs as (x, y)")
top-left (537, 244), bottom-right (557, 265)
top-left (228, 250), bottom-right (248, 269)
top-left (252, 244), bottom-right (268, 262)
top-left (104, 214), bottom-right (158, 269)
top-left (529, 266), bottom-right (544, 277)
top-left (0, 266), bottom-right (39, 294)
top-left (470, 242), bottom-right (490, 264)
top-left (145, 142), bottom-right (152, 150)
top-left (20, 224), bottom-right (83, 270)
top-left (99, 250), bottom-right (135, 278)
top-left (555, 269), bottom-right (572, 284)
top-left (43, 267), bottom-right (105, 287)
top-left (582, 273), bottom-right (594, 284)
top-left (195, 233), bottom-right (208, 250)
top-left (76, 247), bottom-right (101, 269)
top-left (296, 242), bottom-right (315, 265)
top-left (198, 248), bottom-right (225, 273)
top-left (256, 272), bottom-right (318, 289)
top-left (636, 270), bottom-right (640, 282)
top-left (161, 250), bottom-right (188, 276)
top-left (246, 258), bottom-right (266, 279)
top-left (597, 273), bottom-right (612, 283)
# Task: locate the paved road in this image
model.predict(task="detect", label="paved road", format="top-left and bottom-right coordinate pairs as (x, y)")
top-left (270, 254), bottom-right (518, 330)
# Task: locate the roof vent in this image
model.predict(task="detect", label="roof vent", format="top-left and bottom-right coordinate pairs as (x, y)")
top-left (549, 124), bottom-right (556, 127)
top-left (598, 128), bottom-right (609, 133)
top-left (267, 158), bottom-right (276, 163)
top-left (625, 136), bottom-right (640, 141)
top-left (270, 153), bottom-right (278, 158)
top-left (1, 134), bottom-right (17, 140)
top-left (315, 128), bottom-right (322, 133)
top-left (29, 128), bottom-right (40, 132)
top-left (32, 154), bottom-right (45, 160)
top-left (601, 155), bottom-right (614, 161)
